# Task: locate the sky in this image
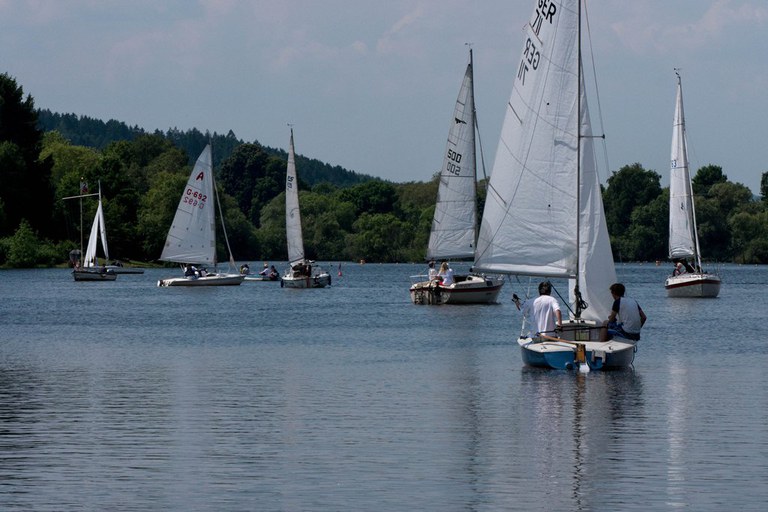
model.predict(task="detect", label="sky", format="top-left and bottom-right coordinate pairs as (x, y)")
top-left (2, 0), bottom-right (767, 193)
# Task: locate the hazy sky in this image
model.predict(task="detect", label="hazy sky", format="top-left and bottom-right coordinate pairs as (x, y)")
top-left (2, 1), bottom-right (767, 193)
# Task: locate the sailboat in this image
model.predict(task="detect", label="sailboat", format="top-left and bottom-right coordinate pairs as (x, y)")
top-left (64, 182), bottom-right (117, 282)
top-left (665, 71), bottom-right (721, 298)
top-left (473, 0), bottom-right (636, 370)
top-left (157, 144), bottom-right (245, 287)
top-left (409, 48), bottom-right (505, 305)
top-left (80, 186), bottom-right (144, 275)
top-left (280, 128), bottom-right (331, 289)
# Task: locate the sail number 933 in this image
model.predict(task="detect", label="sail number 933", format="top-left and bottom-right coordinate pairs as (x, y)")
top-left (446, 149), bottom-right (463, 176)
top-left (183, 188), bottom-right (207, 209)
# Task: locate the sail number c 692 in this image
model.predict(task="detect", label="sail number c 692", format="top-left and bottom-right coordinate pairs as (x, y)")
top-left (184, 188), bottom-right (207, 209)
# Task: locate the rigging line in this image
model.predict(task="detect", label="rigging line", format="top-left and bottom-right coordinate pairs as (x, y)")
top-left (550, 281), bottom-right (577, 318)
top-left (582, 0), bottom-right (611, 179)
top-left (212, 150), bottom-right (236, 270)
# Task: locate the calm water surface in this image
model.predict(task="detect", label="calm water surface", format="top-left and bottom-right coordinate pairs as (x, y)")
top-left (1, 263), bottom-right (767, 511)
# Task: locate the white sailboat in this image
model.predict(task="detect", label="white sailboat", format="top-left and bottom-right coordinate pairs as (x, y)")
top-left (473, 0), bottom-right (635, 370)
top-left (409, 48), bottom-right (504, 305)
top-left (280, 128), bottom-right (331, 289)
top-left (665, 71), bottom-right (721, 298)
top-left (157, 144), bottom-right (245, 287)
top-left (80, 187), bottom-right (144, 275)
top-left (64, 182), bottom-right (117, 282)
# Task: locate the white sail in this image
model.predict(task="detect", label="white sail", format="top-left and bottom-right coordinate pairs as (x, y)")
top-left (668, 74), bottom-right (698, 261)
top-left (285, 128), bottom-right (305, 266)
top-left (160, 145), bottom-right (217, 265)
top-left (83, 198), bottom-right (109, 266)
top-left (426, 50), bottom-right (477, 261)
top-left (473, 0), bottom-right (615, 322)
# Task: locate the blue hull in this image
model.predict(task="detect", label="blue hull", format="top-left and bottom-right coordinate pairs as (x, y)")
top-left (520, 341), bottom-right (636, 371)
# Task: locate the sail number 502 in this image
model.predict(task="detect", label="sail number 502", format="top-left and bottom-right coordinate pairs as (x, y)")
top-left (446, 149), bottom-right (462, 176)
top-left (184, 188), bottom-right (207, 209)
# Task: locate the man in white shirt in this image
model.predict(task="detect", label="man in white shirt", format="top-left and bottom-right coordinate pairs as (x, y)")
top-left (514, 281), bottom-right (562, 337)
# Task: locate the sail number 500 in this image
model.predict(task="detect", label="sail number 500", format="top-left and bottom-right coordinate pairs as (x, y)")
top-left (446, 149), bottom-right (462, 176)
top-left (184, 188), bottom-right (207, 209)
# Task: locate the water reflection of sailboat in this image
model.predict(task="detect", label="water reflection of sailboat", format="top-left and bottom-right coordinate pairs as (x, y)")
top-left (519, 367), bottom-right (644, 508)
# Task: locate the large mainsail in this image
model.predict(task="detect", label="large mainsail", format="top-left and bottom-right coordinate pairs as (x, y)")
top-left (84, 198), bottom-right (109, 266)
top-left (668, 74), bottom-right (699, 262)
top-left (426, 50), bottom-right (478, 261)
top-left (160, 144), bottom-right (217, 265)
top-left (285, 128), bottom-right (305, 267)
top-left (473, 0), bottom-right (615, 322)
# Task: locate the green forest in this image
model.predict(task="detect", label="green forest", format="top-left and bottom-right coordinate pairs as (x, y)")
top-left (2, 72), bottom-right (768, 268)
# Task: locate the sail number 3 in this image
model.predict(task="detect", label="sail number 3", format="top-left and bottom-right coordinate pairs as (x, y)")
top-left (183, 188), bottom-right (207, 209)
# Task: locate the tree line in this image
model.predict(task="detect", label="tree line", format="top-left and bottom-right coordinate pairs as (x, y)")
top-left (2, 72), bottom-right (768, 268)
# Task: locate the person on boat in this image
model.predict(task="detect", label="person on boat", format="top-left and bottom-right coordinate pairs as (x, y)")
top-left (259, 263), bottom-right (270, 277)
top-left (292, 261), bottom-right (311, 277)
top-left (438, 261), bottom-right (455, 286)
top-left (514, 281), bottom-right (562, 338)
top-left (184, 264), bottom-right (196, 277)
top-left (268, 265), bottom-right (279, 280)
top-left (427, 260), bottom-right (438, 281)
top-left (672, 260), bottom-right (685, 276)
top-left (600, 283), bottom-right (647, 342)
top-left (240, 263), bottom-right (251, 275)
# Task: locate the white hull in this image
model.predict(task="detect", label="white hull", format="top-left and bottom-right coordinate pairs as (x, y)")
top-left (73, 269), bottom-right (117, 282)
top-left (665, 273), bottom-right (721, 298)
top-left (281, 272), bottom-right (331, 288)
top-left (518, 319), bottom-right (637, 370)
top-left (410, 275), bottom-right (503, 305)
top-left (157, 273), bottom-right (245, 287)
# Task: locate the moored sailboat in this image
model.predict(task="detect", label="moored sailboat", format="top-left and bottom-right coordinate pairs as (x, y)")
top-left (473, 0), bottom-right (636, 370)
top-left (157, 145), bottom-right (244, 287)
top-left (665, 71), bottom-right (721, 298)
top-left (409, 48), bottom-right (504, 305)
top-left (64, 181), bottom-right (117, 282)
top-left (280, 128), bottom-right (331, 289)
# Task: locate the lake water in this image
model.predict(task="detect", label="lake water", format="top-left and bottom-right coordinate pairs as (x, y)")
top-left (1, 263), bottom-right (767, 511)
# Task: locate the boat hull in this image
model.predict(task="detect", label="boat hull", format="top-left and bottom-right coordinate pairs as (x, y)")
top-left (281, 273), bottom-right (331, 288)
top-left (519, 339), bottom-right (636, 370)
top-left (410, 275), bottom-right (504, 305)
top-left (665, 273), bottom-right (720, 298)
top-left (517, 319), bottom-right (637, 370)
top-left (104, 266), bottom-right (144, 274)
top-left (157, 273), bottom-right (245, 287)
top-left (243, 275), bottom-right (279, 282)
top-left (73, 269), bottom-right (117, 282)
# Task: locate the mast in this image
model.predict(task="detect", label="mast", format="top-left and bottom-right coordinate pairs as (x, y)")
top-left (676, 71), bottom-right (704, 272)
top-left (468, 47), bottom-right (479, 250)
top-left (62, 180), bottom-right (99, 266)
top-left (574, 0), bottom-right (583, 317)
